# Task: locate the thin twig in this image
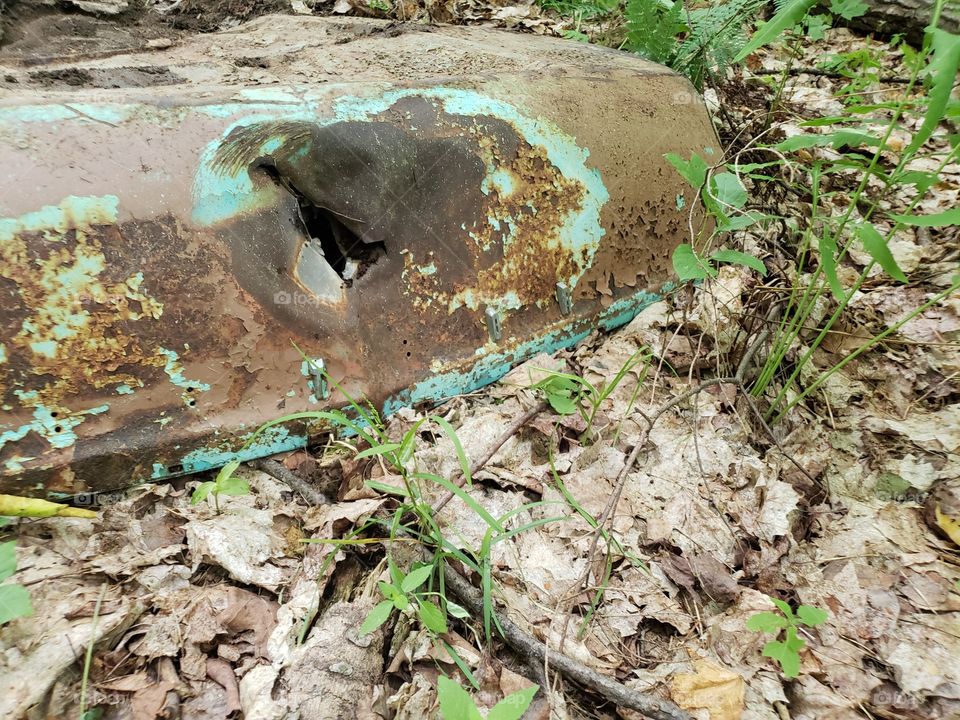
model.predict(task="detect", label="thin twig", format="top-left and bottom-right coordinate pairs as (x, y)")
top-left (559, 376), bottom-right (739, 652)
top-left (736, 384), bottom-right (818, 486)
top-left (432, 400), bottom-right (548, 514)
top-left (582, 377), bottom-right (739, 567)
top-left (250, 458), bottom-right (331, 505)
top-left (752, 67), bottom-right (912, 83)
top-left (440, 559), bottom-right (692, 720)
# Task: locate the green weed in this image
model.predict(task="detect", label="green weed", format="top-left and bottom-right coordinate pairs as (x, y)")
top-left (747, 599), bottom-right (828, 677)
top-left (437, 675), bottom-right (539, 720)
top-left (0, 522), bottom-right (32, 626)
top-left (190, 459), bottom-right (249, 514)
top-left (258, 360), bottom-right (567, 690)
top-left (748, 5), bottom-right (960, 421)
top-left (529, 348), bottom-right (652, 442)
top-left (665, 150), bottom-right (770, 281)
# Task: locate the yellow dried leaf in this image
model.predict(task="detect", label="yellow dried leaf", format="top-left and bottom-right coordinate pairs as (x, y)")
top-left (935, 505), bottom-right (960, 546)
top-left (670, 659), bottom-right (745, 720)
top-left (0, 494), bottom-right (97, 519)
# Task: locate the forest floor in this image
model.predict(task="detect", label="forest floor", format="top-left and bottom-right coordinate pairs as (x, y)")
top-left (1, 2), bottom-right (958, 720)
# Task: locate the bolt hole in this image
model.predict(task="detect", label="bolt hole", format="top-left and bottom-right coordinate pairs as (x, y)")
top-left (167, 463), bottom-right (184, 474)
top-left (186, 386), bottom-right (195, 393)
top-left (188, 399), bottom-right (196, 407)
top-left (406, 351), bottom-right (411, 358)
top-left (54, 425), bottom-right (62, 433)
top-left (402, 339), bottom-right (408, 345)
top-left (51, 411), bottom-right (59, 418)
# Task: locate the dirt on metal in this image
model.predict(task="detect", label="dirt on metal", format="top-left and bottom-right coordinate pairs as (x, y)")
top-left (0, 15), bottom-right (718, 497)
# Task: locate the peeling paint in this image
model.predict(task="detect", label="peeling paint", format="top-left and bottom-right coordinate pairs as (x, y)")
top-left (0, 55), bottom-right (716, 496)
top-left (149, 425), bottom-right (308, 478)
top-left (158, 348), bottom-right (211, 392)
top-left (0, 396), bottom-right (108, 452)
top-left (382, 288), bottom-right (663, 416)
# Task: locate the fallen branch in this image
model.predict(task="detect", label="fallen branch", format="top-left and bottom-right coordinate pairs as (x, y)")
top-left (440, 558), bottom-right (692, 720)
top-left (250, 458), bottom-right (331, 506)
top-left (752, 67), bottom-right (912, 83)
top-left (251, 402), bottom-right (688, 718)
top-left (568, 376), bottom-right (739, 609)
top-left (432, 400), bottom-right (548, 514)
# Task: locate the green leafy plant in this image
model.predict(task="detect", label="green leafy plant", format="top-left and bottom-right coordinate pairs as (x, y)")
top-left (539, 0), bottom-right (616, 21)
top-left (666, 150), bottom-right (769, 282)
top-left (539, 0), bottom-right (790, 90)
top-left (437, 675), bottom-right (538, 720)
top-left (748, 7), bottom-right (960, 421)
top-left (262, 360), bottom-right (567, 679)
top-left (529, 348), bottom-right (651, 441)
top-left (191, 459), bottom-right (249, 514)
top-left (359, 563), bottom-right (460, 637)
top-left (623, 0), bottom-right (768, 89)
top-left (747, 599), bottom-right (828, 677)
top-left (0, 524), bottom-right (33, 626)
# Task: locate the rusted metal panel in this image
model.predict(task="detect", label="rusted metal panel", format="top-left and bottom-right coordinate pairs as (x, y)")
top-left (0, 17), bottom-right (718, 497)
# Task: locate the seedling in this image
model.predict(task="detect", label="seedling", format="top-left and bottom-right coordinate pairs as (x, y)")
top-left (359, 563), bottom-right (463, 637)
top-left (191, 459), bottom-right (249, 514)
top-left (747, 599), bottom-right (828, 677)
top-left (665, 150), bottom-right (769, 282)
top-left (437, 675), bottom-right (538, 720)
top-left (0, 521), bottom-right (33, 625)
top-left (530, 348), bottom-right (651, 442)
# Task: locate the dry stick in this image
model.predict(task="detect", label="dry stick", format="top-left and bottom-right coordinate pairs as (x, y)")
top-left (752, 67), bottom-right (913, 84)
top-left (432, 400), bottom-right (548, 514)
top-left (252, 404), bottom-right (689, 719)
top-left (736, 383), bottom-right (819, 487)
top-left (440, 559), bottom-right (693, 720)
top-left (426, 398), bottom-right (688, 718)
top-left (250, 458), bottom-right (331, 506)
top-left (562, 377), bottom-right (740, 636)
top-left (591, 375), bottom-right (741, 553)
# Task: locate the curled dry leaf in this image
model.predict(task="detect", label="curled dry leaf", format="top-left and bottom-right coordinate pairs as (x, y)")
top-left (669, 659), bottom-right (745, 720)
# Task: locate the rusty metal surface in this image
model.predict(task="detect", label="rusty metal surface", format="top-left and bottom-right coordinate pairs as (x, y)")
top-left (0, 16), bottom-right (718, 497)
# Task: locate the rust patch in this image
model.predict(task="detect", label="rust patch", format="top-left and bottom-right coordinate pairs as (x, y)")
top-left (0, 196), bottom-right (167, 408)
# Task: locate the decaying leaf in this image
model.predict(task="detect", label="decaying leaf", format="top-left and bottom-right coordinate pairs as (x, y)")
top-left (670, 659), bottom-right (745, 720)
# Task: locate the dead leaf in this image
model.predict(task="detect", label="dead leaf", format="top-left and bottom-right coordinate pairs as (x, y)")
top-left (670, 659), bottom-right (745, 720)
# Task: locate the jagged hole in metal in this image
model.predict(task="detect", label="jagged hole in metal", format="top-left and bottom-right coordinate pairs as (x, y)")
top-left (258, 161), bottom-right (387, 286)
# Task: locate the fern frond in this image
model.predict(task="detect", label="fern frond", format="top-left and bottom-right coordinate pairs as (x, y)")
top-left (624, 0), bottom-right (684, 65)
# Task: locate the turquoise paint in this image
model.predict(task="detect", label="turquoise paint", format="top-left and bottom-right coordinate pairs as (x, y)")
top-left (5, 456), bottom-right (31, 473)
top-left (158, 348), bottom-right (211, 395)
top-left (149, 425), bottom-right (306, 478)
top-left (64, 103), bottom-right (132, 126)
top-left (382, 288), bottom-right (663, 417)
top-left (0, 398), bottom-right (109, 452)
top-left (0, 195), bottom-right (119, 241)
top-left (233, 88), bottom-right (304, 104)
top-left (29, 340), bottom-right (58, 358)
top-left (0, 344), bottom-right (6, 364)
top-left (299, 359), bottom-right (323, 404)
top-left (482, 168), bottom-right (516, 198)
top-left (115, 384), bottom-right (135, 395)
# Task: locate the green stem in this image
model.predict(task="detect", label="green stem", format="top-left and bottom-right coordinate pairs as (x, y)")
top-left (773, 276), bottom-right (960, 422)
